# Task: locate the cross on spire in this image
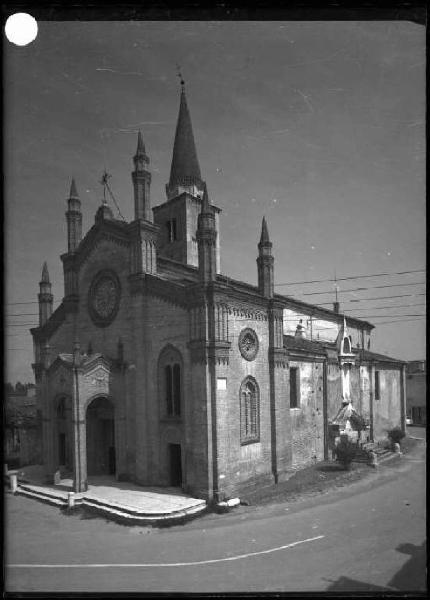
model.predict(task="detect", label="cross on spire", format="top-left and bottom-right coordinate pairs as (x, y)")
top-left (100, 169), bottom-right (111, 204)
top-left (176, 63), bottom-right (185, 87)
top-left (167, 72), bottom-right (203, 198)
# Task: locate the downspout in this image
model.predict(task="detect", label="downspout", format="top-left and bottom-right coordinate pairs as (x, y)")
top-left (73, 363), bottom-right (83, 492)
top-left (400, 363), bottom-right (406, 434)
top-left (369, 361), bottom-right (374, 442)
top-left (206, 287), bottom-right (218, 503)
top-left (268, 303), bottom-right (278, 483)
top-left (323, 357), bottom-right (328, 460)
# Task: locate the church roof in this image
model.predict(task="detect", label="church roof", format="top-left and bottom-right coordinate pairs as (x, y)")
top-left (168, 85), bottom-right (202, 188)
top-left (284, 335), bottom-right (328, 355)
top-left (359, 349), bottom-right (405, 365)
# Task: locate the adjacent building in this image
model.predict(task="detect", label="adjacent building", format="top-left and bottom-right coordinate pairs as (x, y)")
top-left (406, 360), bottom-right (426, 425)
top-left (5, 383), bottom-right (41, 468)
top-left (30, 83), bottom-right (406, 502)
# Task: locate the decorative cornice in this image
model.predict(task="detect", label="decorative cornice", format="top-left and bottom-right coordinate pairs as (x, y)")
top-left (208, 341), bottom-right (231, 365)
top-left (338, 353), bottom-right (356, 367)
top-left (227, 303), bottom-right (268, 321)
top-left (269, 347), bottom-right (288, 368)
top-left (187, 340), bottom-right (231, 365)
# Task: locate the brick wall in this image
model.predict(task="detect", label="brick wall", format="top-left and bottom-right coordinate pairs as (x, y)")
top-left (215, 310), bottom-right (273, 497)
top-left (289, 360), bottom-right (324, 467)
top-left (373, 367), bottom-right (402, 440)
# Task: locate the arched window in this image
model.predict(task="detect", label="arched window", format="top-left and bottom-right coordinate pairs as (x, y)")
top-left (159, 346), bottom-right (182, 418)
top-left (342, 336), bottom-right (351, 354)
top-left (240, 377), bottom-right (259, 445)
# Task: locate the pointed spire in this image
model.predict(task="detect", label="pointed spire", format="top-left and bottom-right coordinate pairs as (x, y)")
top-left (69, 177), bottom-right (79, 199)
top-left (257, 216), bottom-right (274, 298)
top-left (260, 216), bottom-right (270, 245)
top-left (39, 261), bottom-right (53, 326)
top-left (168, 83), bottom-right (202, 191)
top-left (41, 261), bottom-right (50, 283)
top-left (136, 130), bottom-right (145, 154)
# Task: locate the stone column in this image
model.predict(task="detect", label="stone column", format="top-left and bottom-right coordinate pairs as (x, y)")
top-left (72, 368), bottom-right (87, 492)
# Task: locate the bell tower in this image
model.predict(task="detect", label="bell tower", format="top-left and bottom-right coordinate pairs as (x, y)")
top-left (132, 130), bottom-right (152, 221)
top-left (38, 261), bottom-right (53, 326)
top-left (196, 184), bottom-right (217, 282)
top-left (129, 132), bottom-right (158, 274)
top-left (66, 178), bottom-right (82, 252)
top-left (257, 216), bottom-right (274, 298)
top-left (153, 80), bottom-right (221, 272)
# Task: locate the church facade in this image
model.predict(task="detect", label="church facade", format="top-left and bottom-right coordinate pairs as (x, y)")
top-left (31, 84), bottom-right (406, 502)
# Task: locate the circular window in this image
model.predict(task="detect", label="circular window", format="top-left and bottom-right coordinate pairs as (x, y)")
top-left (88, 270), bottom-right (121, 327)
top-left (238, 328), bottom-right (259, 361)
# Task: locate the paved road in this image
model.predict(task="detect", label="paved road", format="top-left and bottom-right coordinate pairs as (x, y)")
top-left (5, 434), bottom-right (426, 593)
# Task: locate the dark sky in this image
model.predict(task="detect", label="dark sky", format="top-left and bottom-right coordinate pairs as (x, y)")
top-left (5, 21), bottom-right (425, 382)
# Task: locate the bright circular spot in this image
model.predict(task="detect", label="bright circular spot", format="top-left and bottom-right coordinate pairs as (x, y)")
top-left (5, 13), bottom-right (38, 46)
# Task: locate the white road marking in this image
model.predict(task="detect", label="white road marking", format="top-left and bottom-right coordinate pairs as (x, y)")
top-left (8, 534), bottom-right (325, 568)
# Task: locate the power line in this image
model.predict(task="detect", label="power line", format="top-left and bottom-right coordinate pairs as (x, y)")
top-left (353, 313), bottom-right (426, 319)
top-left (275, 268), bottom-right (426, 286)
top-left (316, 292), bottom-right (427, 305)
top-left (341, 303), bottom-right (426, 311)
top-left (370, 317), bottom-right (426, 325)
top-left (302, 281), bottom-right (425, 296)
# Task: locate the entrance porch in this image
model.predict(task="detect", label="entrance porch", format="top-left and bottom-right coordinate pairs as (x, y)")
top-left (10, 465), bottom-right (207, 524)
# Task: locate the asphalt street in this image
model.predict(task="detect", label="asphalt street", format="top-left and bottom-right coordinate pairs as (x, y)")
top-left (5, 427), bottom-right (426, 593)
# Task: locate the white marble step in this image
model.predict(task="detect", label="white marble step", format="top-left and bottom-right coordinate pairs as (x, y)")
top-left (16, 487), bottom-right (66, 507)
top-left (82, 494), bottom-right (206, 517)
top-left (82, 498), bottom-right (207, 523)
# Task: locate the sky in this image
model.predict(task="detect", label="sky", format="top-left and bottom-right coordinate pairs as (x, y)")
top-left (4, 20), bottom-right (426, 383)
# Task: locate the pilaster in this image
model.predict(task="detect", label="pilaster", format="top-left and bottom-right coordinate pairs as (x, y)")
top-left (128, 219), bottom-right (159, 275)
top-left (268, 303), bottom-right (290, 482)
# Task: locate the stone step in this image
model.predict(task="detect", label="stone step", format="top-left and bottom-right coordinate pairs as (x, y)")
top-left (82, 494), bottom-right (206, 518)
top-left (82, 498), bottom-right (207, 525)
top-left (18, 483), bottom-right (84, 505)
top-left (15, 487), bottom-right (67, 507)
top-left (84, 496), bottom-right (206, 518)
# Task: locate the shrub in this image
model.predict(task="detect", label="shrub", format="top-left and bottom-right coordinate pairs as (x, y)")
top-left (387, 427), bottom-right (405, 445)
top-left (334, 438), bottom-right (357, 470)
top-left (349, 412), bottom-right (367, 432)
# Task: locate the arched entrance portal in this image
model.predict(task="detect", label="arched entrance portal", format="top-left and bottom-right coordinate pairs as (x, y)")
top-left (86, 396), bottom-right (115, 476)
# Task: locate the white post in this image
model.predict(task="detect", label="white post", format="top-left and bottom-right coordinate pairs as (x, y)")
top-left (67, 492), bottom-right (75, 509)
top-left (10, 473), bottom-right (18, 493)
